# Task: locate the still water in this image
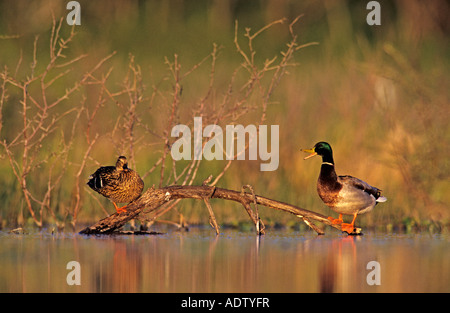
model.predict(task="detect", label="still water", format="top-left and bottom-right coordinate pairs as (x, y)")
top-left (0, 227), bottom-right (448, 293)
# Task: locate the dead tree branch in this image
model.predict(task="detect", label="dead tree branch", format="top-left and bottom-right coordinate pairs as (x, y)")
top-left (79, 185), bottom-right (358, 235)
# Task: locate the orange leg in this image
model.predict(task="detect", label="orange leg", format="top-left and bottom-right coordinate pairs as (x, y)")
top-left (328, 214), bottom-right (343, 225)
top-left (341, 213), bottom-right (358, 234)
top-left (113, 202), bottom-right (128, 214)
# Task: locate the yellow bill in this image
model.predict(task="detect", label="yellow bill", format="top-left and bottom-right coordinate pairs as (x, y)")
top-left (302, 148), bottom-right (317, 160)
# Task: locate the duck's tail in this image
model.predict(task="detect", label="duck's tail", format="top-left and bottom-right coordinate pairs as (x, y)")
top-left (87, 173), bottom-right (103, 190)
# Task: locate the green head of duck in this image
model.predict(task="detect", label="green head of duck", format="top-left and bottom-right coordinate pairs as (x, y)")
top-left (302, 141), bottom-right (334, 164)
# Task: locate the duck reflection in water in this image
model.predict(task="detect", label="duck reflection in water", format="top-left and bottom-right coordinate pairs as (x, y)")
top-left (319, 236), bottom-right (359, 293)
top-left (93, 240), bottom-right (143, 292)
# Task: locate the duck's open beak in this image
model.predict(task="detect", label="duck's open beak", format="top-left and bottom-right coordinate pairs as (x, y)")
top-left (302, 148), bottom-right (317, 160)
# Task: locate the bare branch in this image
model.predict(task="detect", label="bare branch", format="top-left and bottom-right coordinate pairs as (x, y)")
top-left (79, 185), bottom-right (358, 235)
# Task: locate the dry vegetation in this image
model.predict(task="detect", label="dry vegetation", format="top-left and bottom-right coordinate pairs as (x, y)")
top-left (0, 14), bottom-right (315, 230)
top-left (0, 1), bottom-right (448, 232)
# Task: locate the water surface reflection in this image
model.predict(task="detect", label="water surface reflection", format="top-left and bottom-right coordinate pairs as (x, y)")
top-left (0, 228), bottom-right (448, 292)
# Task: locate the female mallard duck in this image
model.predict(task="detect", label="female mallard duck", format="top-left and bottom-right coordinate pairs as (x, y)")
top-left (302, 142), bottom-right (386, 233)
top-left (87, 156), bottom-right (144, 214)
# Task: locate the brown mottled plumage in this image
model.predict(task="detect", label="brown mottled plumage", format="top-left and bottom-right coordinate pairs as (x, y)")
top-left (87, 156), bottom-right (144, 213)
top-left (302, 142), bottom-right (387, 234)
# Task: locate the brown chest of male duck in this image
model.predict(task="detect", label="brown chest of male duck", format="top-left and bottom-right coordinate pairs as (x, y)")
top-left (87, 156), bottom-right (144, 214)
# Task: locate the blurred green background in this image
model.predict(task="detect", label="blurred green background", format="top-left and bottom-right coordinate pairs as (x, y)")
top-left (0, 0), bottom-right (448, 232)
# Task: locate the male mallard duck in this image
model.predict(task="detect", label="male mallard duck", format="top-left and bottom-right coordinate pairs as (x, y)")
top-left (87, 156), bottom-right (144, 214)
top-left (302, 142), bottom-right (386, 233)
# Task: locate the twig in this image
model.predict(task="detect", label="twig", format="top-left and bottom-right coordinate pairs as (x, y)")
top-left (203, 197), bottom-right (220, 235)
top-left (241, 184), bottom-right (265, 235)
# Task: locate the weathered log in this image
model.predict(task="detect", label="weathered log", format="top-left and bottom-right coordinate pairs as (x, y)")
top-left (78, 185), bottom-right (361, 235)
